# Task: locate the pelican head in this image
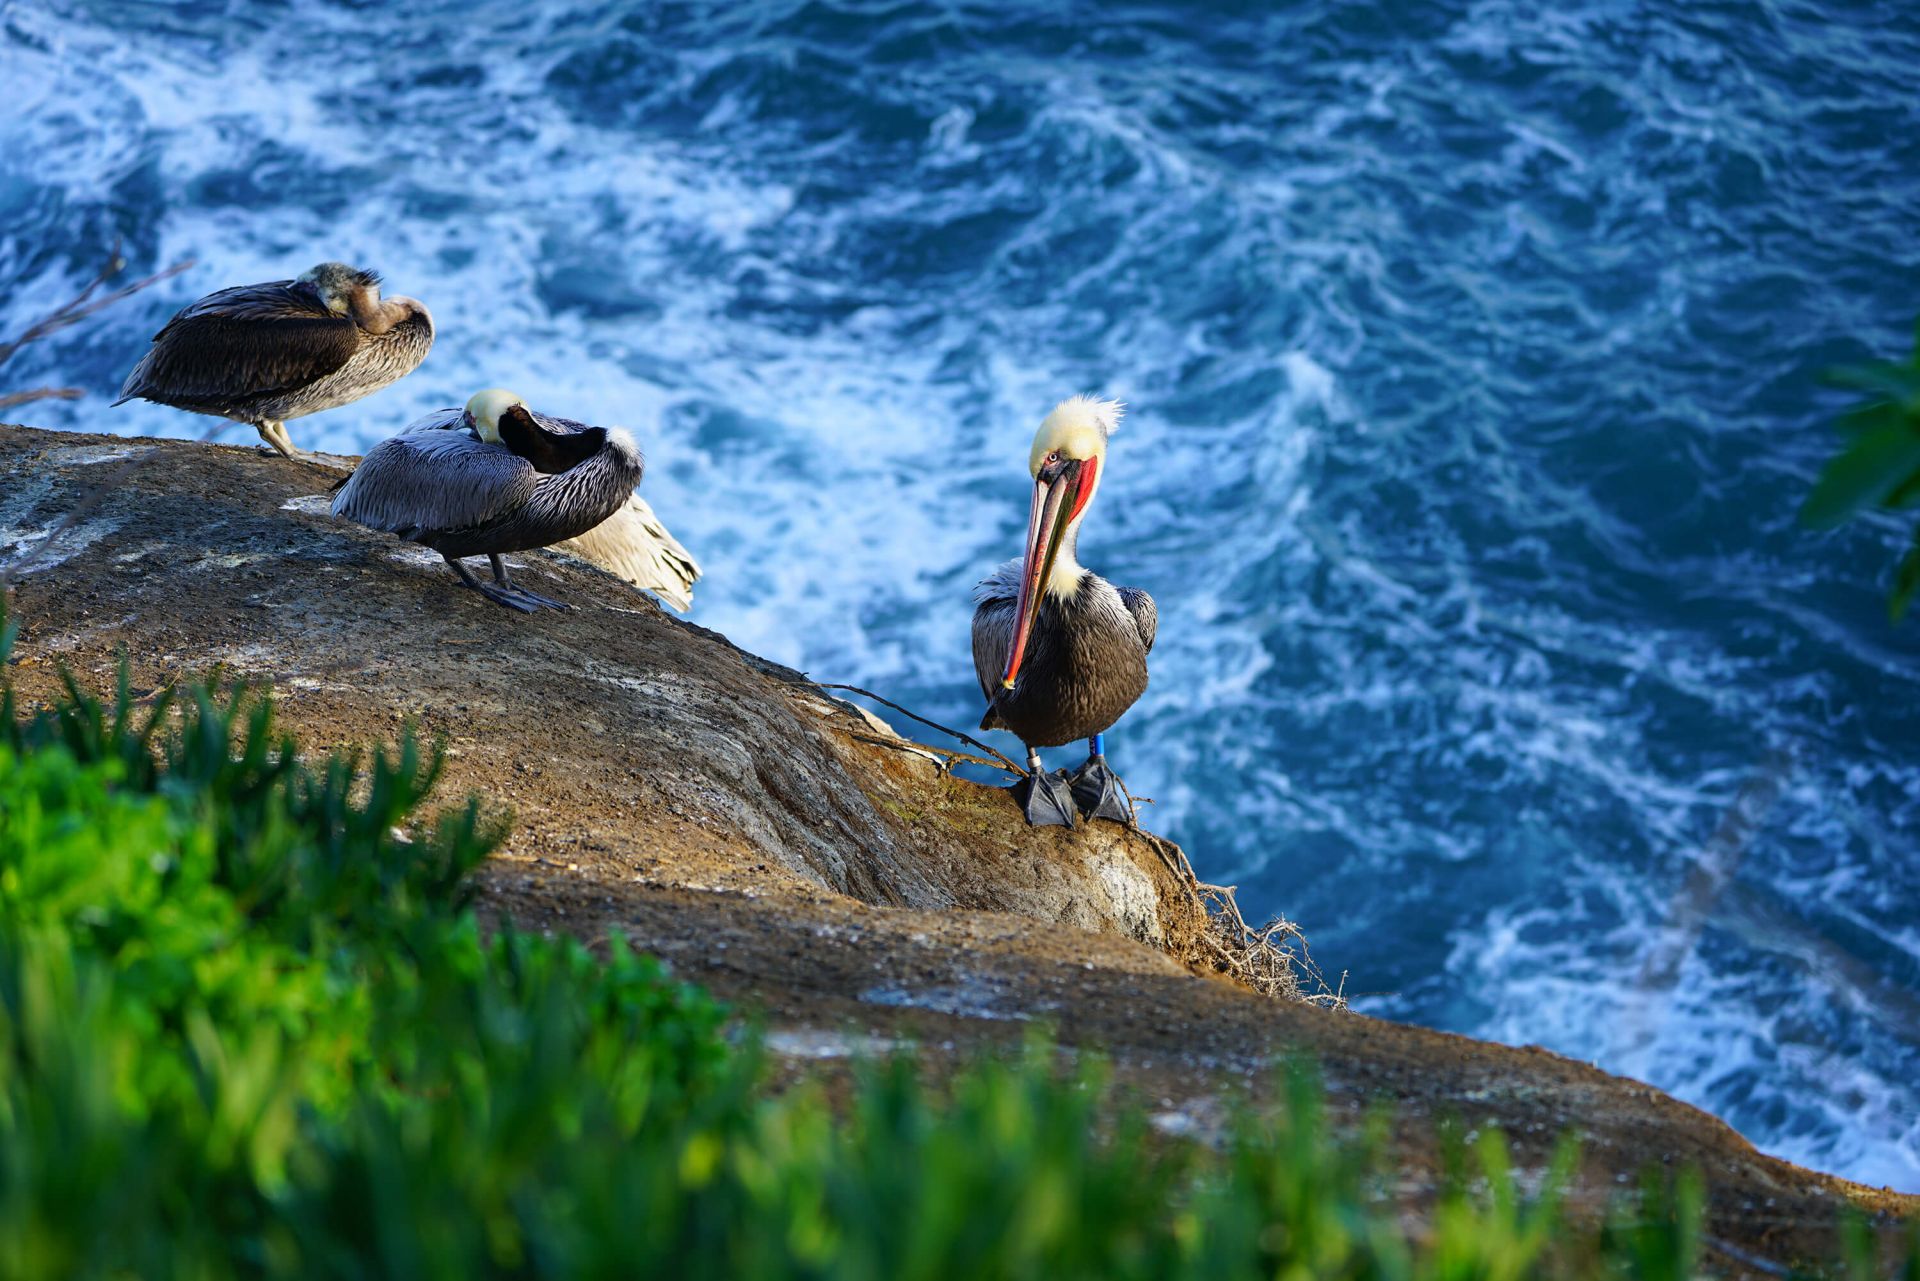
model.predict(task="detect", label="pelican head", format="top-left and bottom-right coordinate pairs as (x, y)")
top-left (298, 262), bottom-right (382, 316)
top-left (1000, 395), bottom-right (1124, 690)
top-left (1028, 394), bottom-right (1120, 480)
top-left (462, 388), bottom-right (527, 443)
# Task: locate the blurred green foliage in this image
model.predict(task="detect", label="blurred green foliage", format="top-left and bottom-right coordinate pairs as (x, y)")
top-left (0, 606), bottom-right (1911, 1278)
top-left (1804, 321), bottom-right (1920, 620)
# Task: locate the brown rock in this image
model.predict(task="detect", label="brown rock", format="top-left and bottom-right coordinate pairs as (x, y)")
top-left (3, 423), bottom-right (1912, 1271)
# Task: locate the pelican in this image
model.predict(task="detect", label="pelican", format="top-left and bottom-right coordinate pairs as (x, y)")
top-left (116, 261), bottom-right (433, 462)
top-left (972, 396), bottom-right (1156, 827)
top-left (330, 389), bottom-right (651, 613)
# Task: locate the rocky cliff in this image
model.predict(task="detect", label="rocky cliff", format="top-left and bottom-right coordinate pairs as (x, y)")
top-left (2, 422), bottom-right (1912, 1272)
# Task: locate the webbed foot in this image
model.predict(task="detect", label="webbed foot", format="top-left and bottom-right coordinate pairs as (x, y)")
top-left (472, 581), bottom-right (546, 613)
top-left (1067, 754), bottom-right (1133, 825)
top-left (446, 556), bottom-right (560, 613)
top-left (1013, 768), bottom-right (1079, 828)
top-left (489, 554), bottom-right (572, 611)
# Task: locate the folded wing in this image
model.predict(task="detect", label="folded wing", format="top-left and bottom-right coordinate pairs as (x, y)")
top-left (117, 282), bottom-right (364, 409)
top-left (1118, 586), bottom-right (1157, 654)
top-left (330, 429), bottom-right (538, 538)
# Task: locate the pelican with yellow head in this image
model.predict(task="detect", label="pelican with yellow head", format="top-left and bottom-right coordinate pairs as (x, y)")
top-left (971, 395), bottom-right (1157, 826)
top-left (331, 388), bottom-right (700, 613)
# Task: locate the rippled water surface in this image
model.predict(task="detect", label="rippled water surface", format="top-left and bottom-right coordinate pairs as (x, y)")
top-left (4, 0), bottom-right (1917, 1188)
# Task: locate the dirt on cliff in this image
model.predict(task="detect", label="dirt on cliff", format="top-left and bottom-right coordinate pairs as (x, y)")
top-left (2, 422), bottom-right (1913, 1274)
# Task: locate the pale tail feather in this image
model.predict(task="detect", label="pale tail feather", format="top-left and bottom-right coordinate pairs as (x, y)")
top-left (551, 493), bottom-right (701, 612)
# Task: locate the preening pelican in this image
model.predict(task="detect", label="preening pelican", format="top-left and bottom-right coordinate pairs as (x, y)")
top-left (972, 396), bottom-right (1156, 827)
top-left (116, 261), bottom-right (433, 462)
top-left (330, 389), bottom-right (646, 613)
top-left (337, 393), bottom-right (701, 611)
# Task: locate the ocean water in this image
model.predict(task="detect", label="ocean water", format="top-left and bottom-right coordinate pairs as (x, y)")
top-left (3, 0), bottom-right (1917, 1189)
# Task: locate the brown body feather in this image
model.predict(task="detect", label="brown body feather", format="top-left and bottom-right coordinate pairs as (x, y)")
top-left (116, 278), bottom-right (433, 430)
top-left (972, 565), bottom-right (1156, 747)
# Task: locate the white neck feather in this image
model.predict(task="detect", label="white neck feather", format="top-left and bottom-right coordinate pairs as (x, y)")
top-left (1045, 519), bottom-right (1087, 600)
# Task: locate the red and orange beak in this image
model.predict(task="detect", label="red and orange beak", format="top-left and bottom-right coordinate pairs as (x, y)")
top-left (999, 454), bottom-right (1099, 691)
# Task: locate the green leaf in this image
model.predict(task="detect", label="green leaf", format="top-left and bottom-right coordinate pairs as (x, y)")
top-left (1802, 425), bottom-right (1920, 527)
top-left (1886, 471), bottom-right (1920, 511)
top-left (1891, 528), bottom-right (1920, 623)
top-left (1834, 398), bottom-right (1907, 438)
top-left (1826, 360), bottom-right (1920, 409)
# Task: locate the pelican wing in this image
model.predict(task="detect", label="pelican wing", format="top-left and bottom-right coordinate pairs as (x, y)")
top-left (551, 493), bottom-right (701, 611)
top-left (506, 409), bottom-right (697, 608)
top-left (401, 405), bottom-right (594, 442)
top-left (527, 409), bottom-right (597, 436)
top-left (1118, 586), bottom-right (1157, 654)
top-left (969, 558), bottom-right (1021, 717)
top-left (331, 431), bottom-right (537, 537)
top-left (117, 281), bottom-right (362, 408)
top-left (395, 407), bottom-right (468, 437)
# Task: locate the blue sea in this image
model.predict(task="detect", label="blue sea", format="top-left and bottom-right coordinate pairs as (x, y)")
top-left (3, 0), bottom-right (1916, 1189)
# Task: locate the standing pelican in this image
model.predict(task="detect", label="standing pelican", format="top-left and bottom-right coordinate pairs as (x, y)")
top-left (330, 389), bottom-right (644, 613)
top-left (973, 396), bottom-right (1156, 827)
top-left (116, 261), bottom-right (433, 462)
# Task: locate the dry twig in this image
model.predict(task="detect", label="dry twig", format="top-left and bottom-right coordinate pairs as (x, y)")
top-left (0, 240), bottom-right (194, 371)
top-left (847, 731), bottom-right (1016, 777)
top-left (811, 682), bottom-right (1027, 777)
top-left (1133, 827), bottom-right (1344, 1005)
top-left (0, 388), bottom-right (84, 413)
top-left (1194, 878), bottom-right (1345, 1006)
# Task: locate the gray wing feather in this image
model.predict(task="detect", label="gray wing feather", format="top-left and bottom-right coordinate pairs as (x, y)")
top-left (971, 598), bottom-right (1016, 724)
top-left (528, 410), bottom-right (597, 435)
top-left (396, 407), bottom-right (467, 437)
top-left (331, 429), bottom-right (537, 536)
top-left (1118, 586), bottom-right (1157, 654)
top-left (970, 559), bottom-right (1023, 724)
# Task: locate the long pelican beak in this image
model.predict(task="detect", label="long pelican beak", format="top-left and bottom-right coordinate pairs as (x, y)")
top-left (999, 455), bottom-right (1092, 691)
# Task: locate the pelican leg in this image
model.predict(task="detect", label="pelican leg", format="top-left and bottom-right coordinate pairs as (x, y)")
top-left (1012, 746), bottom-right (1078, 828)
top-left (250, 419), bottom-right (346, 468)
top-left (254, 420), bottom-right (300, 459)
top-left (489, 554), bottom-right (571, 611)
top-left (1067, 733), bottom-right (1134, 825)
top-left (444, 555), bottom-right (543, 613)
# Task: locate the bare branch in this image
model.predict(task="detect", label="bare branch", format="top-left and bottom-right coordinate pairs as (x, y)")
top-left (0, 244), bottom-right (204, 589)
top-left (847, 731), bottom-right (1015, 777)
top-left (811, 682), bottom-right (1029, 776)
top-left (0, 388), bottom-right (84, 413)
top-left (0, 244), bottom-right (195, 371)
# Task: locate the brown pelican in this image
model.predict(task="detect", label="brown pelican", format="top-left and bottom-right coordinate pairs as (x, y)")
top-left (330, 388), bottom-right (645, 613)
top-left (343, 393), bottom-right (702, 611)
top-left (972, 396), bottom-right (1156, 827)
top-left (115, 261), bottom-right (433, 462)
